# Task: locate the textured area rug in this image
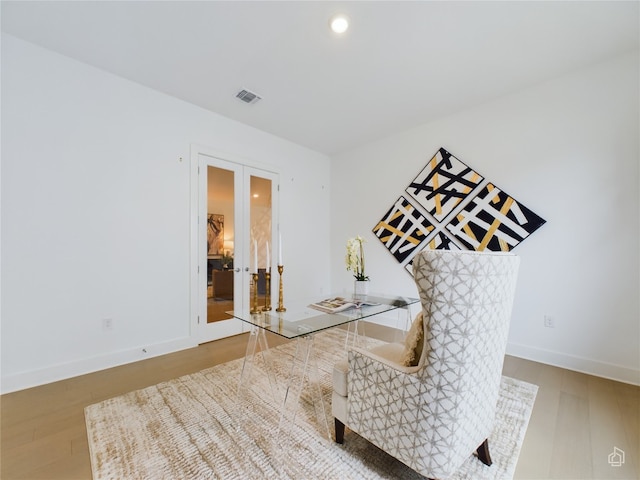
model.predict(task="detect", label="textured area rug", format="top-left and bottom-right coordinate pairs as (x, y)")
top-left (85, 329), bottom-right (537, 479)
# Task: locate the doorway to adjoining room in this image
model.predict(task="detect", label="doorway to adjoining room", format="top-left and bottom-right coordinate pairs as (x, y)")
top-left (196, 150), bottom-right (278, 344)
top-left (206, 166), bottom-right (236, 323)
top-left (206, 168), bottom-right (273, 323)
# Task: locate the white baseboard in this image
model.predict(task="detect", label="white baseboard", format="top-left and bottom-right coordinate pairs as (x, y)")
top-left (506, 342), bottom-right (640, 386)
top-left (0, 337), bottom-right (197, 394)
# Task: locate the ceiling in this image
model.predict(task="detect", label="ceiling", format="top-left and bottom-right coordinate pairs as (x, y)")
top-left (2, 1), bottom-right (638, 155)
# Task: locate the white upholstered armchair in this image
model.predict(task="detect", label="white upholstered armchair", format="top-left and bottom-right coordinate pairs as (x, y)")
top-left (332, 249), bottom-right (520, 479)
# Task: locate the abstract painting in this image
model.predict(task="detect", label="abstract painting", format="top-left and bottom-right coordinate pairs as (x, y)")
top-left (374, 147), bottom-right (546, 272)
top-left (404, 235), bottom-right (460, 275)
top-left (406, 147), bottom-right (484, 222)
top-left (421, 230), bottom-right (462, 251)
top-left (372, 196), bottom-right (435, 263)
top-left (446, 183), bottom-right (546, 251)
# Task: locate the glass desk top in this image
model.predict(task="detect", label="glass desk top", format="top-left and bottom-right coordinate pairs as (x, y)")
top-left (227, 293), bottom-right (420, 339)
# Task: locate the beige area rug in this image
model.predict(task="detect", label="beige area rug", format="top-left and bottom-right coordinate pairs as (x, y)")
top-left (85, 329), bottom-right (538, 479)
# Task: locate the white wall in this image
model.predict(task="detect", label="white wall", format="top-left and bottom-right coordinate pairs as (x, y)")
top-left (3, 34), bottom-right (637, 392)
top-left (330, 52), bottom-right (639, 385)
top-left (1, 34), bottom-right (331, 393)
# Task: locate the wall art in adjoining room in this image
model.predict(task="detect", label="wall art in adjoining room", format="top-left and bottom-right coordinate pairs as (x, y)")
top-left (372, 196), bottom-right (435, 263)
top-left (207, 213), bottom-right (224, 256)
top-left (446, 183), bottom-right (546, 251)
top-left (406, 147), bottom-right (484, 222)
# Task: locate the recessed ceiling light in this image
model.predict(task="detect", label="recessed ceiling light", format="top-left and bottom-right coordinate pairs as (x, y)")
top-left (329, 14), bottom-right (349, 34)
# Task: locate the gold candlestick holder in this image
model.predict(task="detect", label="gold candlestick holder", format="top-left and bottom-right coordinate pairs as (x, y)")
top-left (264, 270), bottom-right (272, 311)
top-left (250, 272), bottom-right (261, 314)
top-left (276, 264), bottom-right (287, 312)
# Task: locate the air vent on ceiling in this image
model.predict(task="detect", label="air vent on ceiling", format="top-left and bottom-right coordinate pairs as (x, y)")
top-left (235, 89), bottom-right (262, 105)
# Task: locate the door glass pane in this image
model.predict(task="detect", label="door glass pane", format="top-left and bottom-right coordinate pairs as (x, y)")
top-left (250, 175), bottom-right (272, 307)
top-left (207, 166), bottom-right (235, 323)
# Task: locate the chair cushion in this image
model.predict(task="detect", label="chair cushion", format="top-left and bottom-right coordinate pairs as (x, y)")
top-left (401, 311), bottom-right (424, 367)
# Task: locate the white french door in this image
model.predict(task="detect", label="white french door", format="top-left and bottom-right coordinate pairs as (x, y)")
top-left (192, 149), bottom-right (278, 344)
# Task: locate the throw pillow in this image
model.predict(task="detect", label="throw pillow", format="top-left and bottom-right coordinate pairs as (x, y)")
top-left (402, 310), bottom-right (424, 367)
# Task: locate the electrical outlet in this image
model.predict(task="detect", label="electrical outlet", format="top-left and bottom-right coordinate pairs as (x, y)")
top-left (544, 315), bottom-right (555, 328)
top-left (102, 318), bottom-right (114, 331)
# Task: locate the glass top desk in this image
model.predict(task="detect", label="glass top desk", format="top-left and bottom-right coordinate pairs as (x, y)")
top-left (228, 293), bottom-right (419, 339)
top-left (227, 293), bottom-right (420, 439)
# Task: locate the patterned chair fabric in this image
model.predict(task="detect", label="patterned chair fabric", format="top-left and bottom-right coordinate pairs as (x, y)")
top-left (333, 249), bottom-right (520, 479)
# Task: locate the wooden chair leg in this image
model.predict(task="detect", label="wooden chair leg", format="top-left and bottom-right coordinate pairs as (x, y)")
top-left (335, 418), bottom-right (345, 444)
top-left (476, 438), bottom-right (492, 466)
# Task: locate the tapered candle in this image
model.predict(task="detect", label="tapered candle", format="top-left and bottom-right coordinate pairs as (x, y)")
top-left (253, 239), bottom-right (258, 273)
top-left (278, 233), bottom-right (283, 265)
top-left (266, 241), bottom-right (270, 271)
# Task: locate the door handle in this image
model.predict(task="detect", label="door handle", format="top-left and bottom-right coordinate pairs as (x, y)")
top-left (234, 268), bottom-right (240, 272)
top-left (244, 267), bottom-right (250, 272)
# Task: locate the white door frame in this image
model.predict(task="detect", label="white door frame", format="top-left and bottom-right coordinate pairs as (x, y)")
top-left (190, 144), bottom-right (280, 344)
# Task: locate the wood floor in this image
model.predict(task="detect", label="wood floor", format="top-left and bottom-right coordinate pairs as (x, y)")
top-left (207, 298), bottom-right (234, 323)
top-left (1, 324), bottom-right (638, 479)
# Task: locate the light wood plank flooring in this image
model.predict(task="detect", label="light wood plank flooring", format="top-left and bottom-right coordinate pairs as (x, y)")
top-left (1, 324), bottom-right (638, 479)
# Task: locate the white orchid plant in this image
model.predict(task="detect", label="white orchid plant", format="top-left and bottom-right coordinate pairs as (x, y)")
top-left (346, 235), bottom-right (369, 281)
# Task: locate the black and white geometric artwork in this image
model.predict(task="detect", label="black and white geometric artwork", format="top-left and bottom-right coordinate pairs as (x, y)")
top-left (373, 147), bottom-right (546, 274)
top-left (372, 196), bottom-right (435, 263)
top-left (422, 231), bottom-right (462, 251)
top-left (446, 183), bottom-right (547, 252)
top-left (406, 147), bottom-right (484, 222)
top-left (403, 234), bottom-right (460, 275)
